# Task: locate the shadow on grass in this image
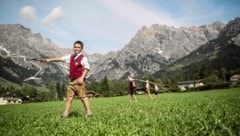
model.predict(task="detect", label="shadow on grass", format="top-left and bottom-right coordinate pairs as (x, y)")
top-left (69, 110), bottom-right (82, 118)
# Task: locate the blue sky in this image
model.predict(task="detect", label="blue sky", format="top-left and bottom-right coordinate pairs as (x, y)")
top-left (0, 0), bottom-right (239, 55)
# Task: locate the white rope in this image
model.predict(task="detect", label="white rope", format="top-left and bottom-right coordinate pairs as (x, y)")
top-left (0, 46), bottom-right (42, 81)
top-left (131, 78), bottom-right (168, 91)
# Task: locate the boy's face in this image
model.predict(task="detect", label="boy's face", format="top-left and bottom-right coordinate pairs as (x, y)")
top-left (73, 43), bottom-right (82, 54)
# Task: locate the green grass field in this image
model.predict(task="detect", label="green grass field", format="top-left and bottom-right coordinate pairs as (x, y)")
top-left (0, 88), bottom-right (240, 136)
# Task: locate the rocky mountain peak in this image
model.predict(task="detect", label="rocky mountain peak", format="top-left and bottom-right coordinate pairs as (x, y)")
top-left (88, 21), bottom-right (226, 80)
top-left (219, 17), bottom-right (240, 46)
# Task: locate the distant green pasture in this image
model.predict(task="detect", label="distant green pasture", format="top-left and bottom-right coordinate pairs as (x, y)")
top-left (0, 88), bottom-right (239, 135)
top-left (0, 77), bottom-right (21, 89)
top-left (0, 77), bottom-right (49, 91)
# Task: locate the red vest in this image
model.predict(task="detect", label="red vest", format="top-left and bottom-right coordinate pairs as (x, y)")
top-left (69, 54), bottom-right (84, 79)
top-left (129, 81), bottom-right (136, 89)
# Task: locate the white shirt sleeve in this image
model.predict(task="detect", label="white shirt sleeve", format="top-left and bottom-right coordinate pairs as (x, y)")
top-left (81, 56), bottom-right (90, 70)
top-left (61, 54), bottom-right (71, 63)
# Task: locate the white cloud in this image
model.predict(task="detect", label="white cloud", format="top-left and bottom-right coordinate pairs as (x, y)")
top-left (20, 6), bottom-right (37, 22)
top-left (42, 6), bottom-right (63, 27)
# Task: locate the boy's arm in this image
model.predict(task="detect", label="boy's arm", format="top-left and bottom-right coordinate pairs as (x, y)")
top-left (45, 57), bottom-right (63, 63)
top-left (77, 68), bottom-right (89, 85)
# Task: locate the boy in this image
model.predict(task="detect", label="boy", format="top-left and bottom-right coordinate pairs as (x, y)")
top-left (44, 40), bottom-right (92, 118)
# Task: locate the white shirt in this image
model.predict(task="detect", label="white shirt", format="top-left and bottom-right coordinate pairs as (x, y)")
top-left (61, 53), bottom-right (90, 70)
top-left (146, 83), bottom-right (150, 89)
top-left (155, 85), bottom-right (159, 90)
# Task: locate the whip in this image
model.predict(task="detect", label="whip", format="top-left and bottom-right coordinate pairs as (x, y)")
top-left (128, 76), bottom-right (168, 91)
top-left (26, 57), bottom-right (46, 62)
top-left (1, 46), bottom-right (44, 82)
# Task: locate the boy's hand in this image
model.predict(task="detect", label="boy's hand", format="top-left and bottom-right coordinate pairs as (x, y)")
top-left (77, 77), bottom-right (84, 85)
top-left (43, 59), bottom-right (51, 63)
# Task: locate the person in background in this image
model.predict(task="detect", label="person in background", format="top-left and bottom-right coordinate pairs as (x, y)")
top-left (44, 40), bottom-right (92, 118)
top-left (128, 75), bottom-right (137, 102)
top-left (154, 84), bottom-right (159, 95)
top-left (145, 80), bottom-right (153, 100)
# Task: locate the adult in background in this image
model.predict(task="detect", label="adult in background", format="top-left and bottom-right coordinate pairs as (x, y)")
top-left (44, 40), bottom-right (92, 118)
top-left (128, 76), bottom-right (137, 102)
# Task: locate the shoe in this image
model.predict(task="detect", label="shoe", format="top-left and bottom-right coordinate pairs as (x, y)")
top-left (85, 112), bottom-right (92, 118)
top-left (63, 112), bottom-right (69, 118)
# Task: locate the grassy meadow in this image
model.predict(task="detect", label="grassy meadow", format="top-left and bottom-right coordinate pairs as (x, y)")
top-left (0, 88), bottom-right (240, 136)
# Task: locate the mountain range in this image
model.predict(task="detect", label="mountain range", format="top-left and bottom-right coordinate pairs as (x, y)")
top-left (89, 20), bottom-right (225, 80)
top-left (155, 17), bottom-right (240, 81)
top-left (0, 17), bottom-right (239, 86)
